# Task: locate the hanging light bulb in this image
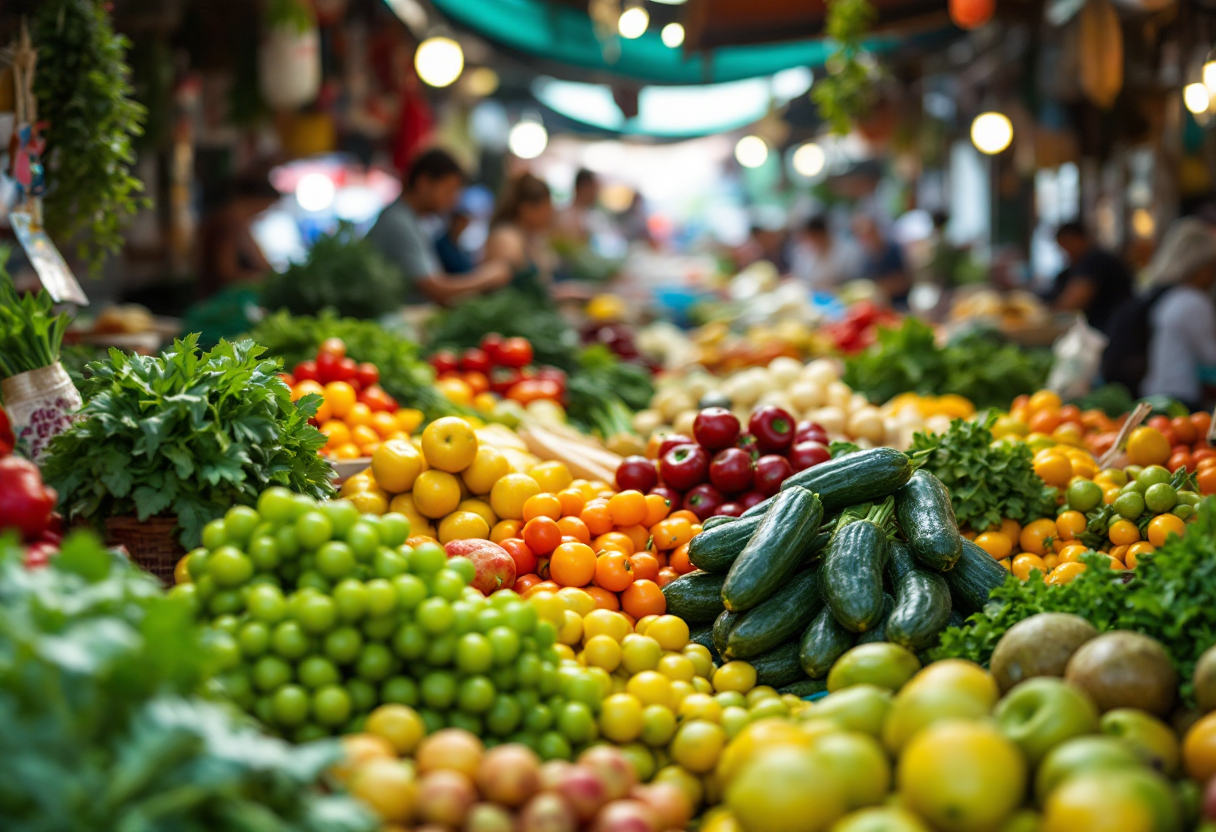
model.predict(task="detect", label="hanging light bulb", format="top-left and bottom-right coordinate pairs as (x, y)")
top-left (735, 135), bottom-right (769, 168)
top-left (661, 22), bottom-right (685, 48)
top-left (970, 111), bottom-right (1013, 154)
top-left (618, 6), bottom-right (649, 39)
top-left (415, 36), bottom-right (464, 88)
top-left (792, 142), bottom-right (826, 177)
top-left (1185, 82), bottom-right (1211, 115)
top-left (509, 120), bottom-right (549, 159)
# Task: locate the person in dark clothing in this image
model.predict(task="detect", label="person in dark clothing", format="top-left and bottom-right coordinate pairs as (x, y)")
top-left (853, 215), bottom-right (911, 309)
top-left (435, 211), bottom-right (473, 274)
top-left (1048, 221), bottom-right (1134, 335)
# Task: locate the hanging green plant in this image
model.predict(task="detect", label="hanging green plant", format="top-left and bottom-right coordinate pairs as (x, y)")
top-left (810, 0), bottom-right (878, 135)
top-left (33, 0), bottom-right (149, 275)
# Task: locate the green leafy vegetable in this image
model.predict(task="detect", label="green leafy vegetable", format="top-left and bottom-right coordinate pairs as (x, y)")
top-left (0, 529), bottom-right (375, 831)
top-left (811, 0), bottom-right (878, 134)
top-left (566, 346), bottom-right (654, 439)
top-left (42, 335), bottom-right (334, 547)
top-left (426, 289), bottom-right (581, 372)
top-left (909, 413), bottom-right (1057, 532)
top-left (932, 499), bottom-right (1216, 705)
top-left (249, 310), bottom-right (461, 421)
top-left (843, 319), bottom-right (1052, 411)
top-left (0, 265), bottom-right (72, 379)
top-left (262, 222), bottom-right (404, 319)
top-left (34, 0), bottom-right (149, 275)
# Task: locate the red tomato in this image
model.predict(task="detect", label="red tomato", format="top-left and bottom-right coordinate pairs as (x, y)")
top-left (279, 373), bottom-right (295, 387)
top-left (430, 350), bottom-right (460, 375)
top-left (354, 362), bottom-right (380, 388)
top-left (1159, 427), bottom-right (1178, 448)
top-left (1199, 467), bottom-right (1216, 495)
top-left (461, 349), bottom-right (491, 374)
top-left (315, 352), bottom-right (339, 383)
top-left (498, 337), bottom-right (534, 368)
top-left (490, 366), bottom-right (522, 396)
top-left (1193, 447), bottom-right (1216, 463)
top-left (1192, 411), bottom-right (1212, 438)
top-left (293, 360), bottom-right (318, 382)
top-left (523, 517), bottom-right (562, 555)
top-left (1169, 451), bottom-right (1193, 473)
top-left (507, 379), bottom-right (562, 405)
top-left (464, 371), bottom-right (490, 395)
top-left (335, 357), bottom-right (358, 382)
top-left (1148, 415), bottom-right (1171, 433)
top-left (1171, 417), bottom-right (1198, 445)
top-left (514, 573), bottom-right (542, 594)
top-left (481, 333), bottom-right (505, 365)
top-left (501, 538), bottom-right (538, 576)
top-left (535, 367), bottom-right (567, 389)
top-left (358, 385), bottom-right (398, 412)
top-left (318, 337), bottom-right (346, 358)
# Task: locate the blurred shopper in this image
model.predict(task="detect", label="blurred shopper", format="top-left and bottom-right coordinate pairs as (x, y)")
top-left (1107, 219), bottom-right (1216, 408)
top-left (1048, 221), bottom-right (1133, 335)
top-left (854, 214), bottom-right (911, 309)
top-left (366, 148), bottom-right (509, 304)
top-left (556, 168), bottom-right (600, 245)
top-left (199, 171), bottom-right (280, 296)
top-left (791, 216), bottom-right (858, 292)
top-left (435, 210), bottom-right (473, 275)
top-left (484, 173), bottom-right (557, 300)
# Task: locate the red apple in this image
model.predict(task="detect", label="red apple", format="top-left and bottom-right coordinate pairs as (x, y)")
top-left (656, 434), bottom-right (693, 460)
top-left (795, 420), bottom-right (829, 445)
top-left (659, 444), bottom-right (709, 492)
top-left (444, 540), bottom-right (517, 594)
top-left (750, 406), bottom-right (796, 454)
top-left (616, 455), bottom-right (659, 493)
top-left (789, 440), bottom-right (831, 471)
top-left (693, 407), bottom-right (741, 451)
top-left (709, 448), bottom-right (754, 494)
top-left (648, 486), bottom-right (682, 506)
top-left (753, 455), bottom-right (793, 496)
top-left (738, 491), bottom-right (766, 511)
top-left (683, 484), bottom-right (725, 521)
top-left (717, 502), bottom-right (744, 517)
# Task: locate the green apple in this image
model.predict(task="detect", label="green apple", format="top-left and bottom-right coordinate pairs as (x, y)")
top-left (828, 643), bottom-right (922, 694)
top-left (808, 684), bottom-right (893, 738)
top-left (1035, 735), bottom-right (1142, 805)
top-left (994, 677), bottom-right (1100, 764)
top-left (831, 806), bottom-right (931, 832)
top-left (1101, 708), bottom-right (1181, 777)
top-left (882, 683), bottom-right (992, 755)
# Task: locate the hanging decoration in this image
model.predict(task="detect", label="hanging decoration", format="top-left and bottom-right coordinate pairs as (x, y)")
top-left (811, 0), bottom-right (878, 134)
top-left (259, 0), bottom-right (321, 110)
top-left (949, 0), bottom-right (996, 30)
top-left (1077, 0), bottom-right (1123, 109)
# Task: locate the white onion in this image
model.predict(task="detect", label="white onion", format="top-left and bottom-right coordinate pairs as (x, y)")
top-left (826, 381), bottom-right (854, 409)
top-left (789, 380), bottom-right (824, 412)
top-left (672, 409), bottom-right (697, 437)
top-left (813, 406), bottom-right (847, 435)
top-left (803, 358), bottom-right (840, 387)
top-left (768, 356), bottom-right (804, 385)
top-left (848, 406), bottom-right (886, 444)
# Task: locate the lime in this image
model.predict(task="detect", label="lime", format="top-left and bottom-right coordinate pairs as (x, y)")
top-left (382, 675), bottom-right (420, 707)
top-left (476, 607), bottom-right (505, 633)
top-left (237, 621), bottom-right (271, 658)
top-left (316, 542), bottom-right (356, 580)
top-left (1137, 465), bottom-right (1172, 488)
top-left (1067, 480), bottom-right (1103, 513)
top-left (299, 655), bottom-right (340, 689)
top-left (1144, 483), bottom-right (1178, 513)
top-left (457, 633), bottom-right (495, 674)
top-left (247, 584), bottom-right (287, 623)
top-left (523, 702), bottom-right (553, 733)
top-left (392, 574), bottom-right (428, 610)
top-left (272, 620), bottom-right (314, 660)
top-left (224, 506), bottom-right (261, 545)
top-left (208, 590), bottom-right (244, 617)
top-left (357, 643), bottom-right (395, 681)
top-left (295, 511), bottom-right (334, 550)
top-left (448, 711), bottom-right (483, 735)
top-left (362, 614), bottom-right (397, 641)
top-left (411, 542), bottom-right (447, 576)
top-left (332, 579), bottom-right (368, 621)
top-left (558, 701), bottom-right (596, 743)
top-left (373, 548), bottom-right (408, 578)
top-left (347, 678), bottom-right (377, 713)
top-left (320, 500), bottom-right (360, 538)
top-left (248, 536), bottom-right (280, 572)
top-left (421, 670), bottom-right (458, 709)
top-left (538, 730), bottom-right (572, 761)
top-left (448, 556), bottom-right (477, 584)
top-left (1113, 491), bottom-right (1146, 521)
top-left (365, 579), bottom-right (398, 617)
top-left (324, 626), bottom-right (363, 664)
top-left (378, 513), bottom-right (411, 547)
top-left (272, 684), bottom-right (310, 727)
top-left (275, 525), bottom-right (301, 559)
top-left (458, 675), bottom-right (497, 713)
top-left (208, 546), bottom-right (253, 588)
top-left (257, 487), bottom-right (298, 524)
top-left (202, 519), bottom-right (227, 551)
top-left (313, 684), bottom-right (352, 726)
top-left (426, 633), bottom-right (458, 666)
top-left (345, 520), bottom-right (381, 562)
top-left (487, 626), bottom-right (521, 665)
top-left (252, 655), bottom-right (293, 692)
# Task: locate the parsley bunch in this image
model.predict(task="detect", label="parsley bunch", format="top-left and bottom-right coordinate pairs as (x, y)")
top-left (909, 413), bottom-right (1058, 532)
top-left (42, 335), bottom-right (333, 547)
top-left (933, 499), bottom-right (1216, 705)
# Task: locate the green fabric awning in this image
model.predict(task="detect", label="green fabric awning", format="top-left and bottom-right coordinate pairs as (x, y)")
top-left (427, 0), bottom-right (872, 84)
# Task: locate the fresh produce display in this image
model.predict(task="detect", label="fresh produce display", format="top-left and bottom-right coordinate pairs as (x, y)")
top-left (0, 272), bottom-right (71, 382)
top-left (284, 336), bottom-right (424, 461)
top-left (710, 649), bottom-right (1192, 832)
top-left (818, 299), bottom-right (901, 354)
top-left (0, 529), bottom-right (375, 830)
top-left (671, 448), bottom-right (1008, 688)
top-left (0, 406), bottom-right (14, 456)
top-left (843, 318), bottom-right (1052, 412)
top-left (0, 454), bottom-right (61, 567)
top-left (429, 333), bottom-right (563, 411)
top-left (427, 289), bottom-right (582, 373)
top-left (40, 335), bottom-right (334, 548)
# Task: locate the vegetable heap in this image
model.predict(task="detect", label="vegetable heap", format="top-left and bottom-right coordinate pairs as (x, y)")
top-left (933, 498), bottom-right (1216, 705)
top-left (41, 335), bottom-right (334, 547)
top-left (909, 413), bottom-right (1058, 534)
top-left (0, 529), bottom-right (374, 831)
top-left (426, 289), bottom-right (581, 373)
top-left (843, 319), bottom-right (1051, 411)
top-left (566, 346), bottom-right (654, 445)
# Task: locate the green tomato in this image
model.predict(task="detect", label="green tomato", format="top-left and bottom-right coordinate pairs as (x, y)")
top-left (168, 583), bottom-right (199, 615)
top-left (211, 614), bottom-right (241, 635)
top-left (332, 579), bottom-right (369, 621)
top-left (294, 723), bottom-right (329, 743)
top-left (447, 711), bottom-right (482, 736)
top-left (418, 597), bottom-right (455, 634)
top-left (421, 670), bottom-right (458, 709)
top-left (373, 548), bottom-right (408, 579)
top-left (538, 730), bottom-right (573, 761)
top-left (313, 684), bottom-right (352, 727)
top-left (224, 506), bottom-right (262, 546)
top-left (485, 694), bottom-right (523, 736)
top-left (275, 525), bottom-right (301, 560)
top-left (534, 620), bottom-right (557, 649)
top-left (324, 626), bottom-right (364, 665)
top-left (430, 570), bottom-right (467, 602)
top-left (208, 590), bottom-right (245, 617)
top-left (1145, 482), bottom-right (1178, 514)
top-left (456, 633), bottom-right (495, 674)
top-left (537, 661), bottom-right (561, 696)
top-left (272, 684), bottom-right (310, 727)
top-left (392, 574), bottom-right (428, 610)
top-left (382, 675), bottom-right (420, 707)
top-left (248, 537), bottom-right (281, 573)
top-left (257, 487), bottom-right (298, 524)
top-left (1114, 491), bottom-right (1145, 521)
top-left (563, 673), bottom-right (602, 710)
top-left (357, 643), bottom-right (396, 681)
top-left (523, 702), bottom-right (553, 733)
top-left (186, 548), bottom-right (210, 581)
top-left (202, 520), bottom-right (227, 551)
top-left (502, 602), bottom-right (538, 635)
top-left (207, 631), bottom-right (242, 671)
top-left (345, 520), bottom-right (381, 563)
top-left (558, 701), bottom-right (596, 743)
top-left (237, 621), bottom-right (272, 658)
top-left (247, 584), bottom-right (288, 623)
top-left (516, 653), bottom-right (543, 689)
top-left (418, 709), bottom-right (445, 735)
top-left (447, 556), bottom-right (477, 584)
top-left (219, 668), bottom-right (254, 709)
top-left (252, 655), bottom-right (293, 692)
top-left (362, 614), bottom-right (398, 641)
top-left (1178, 490), bottom-right (1202, 507)
top-left (411, 542), bottom-right (447, 576)
top-left (298, 655), bottom-right (341, 689)
top-left (487, 626), bottom-right (522, 665)
top-left (316, 541), bottom-right (356, 580)
top-left (378, 513), bottom-right (412, 548)
top-left (272, 620), bottom-right (314, 660)
top-left (321, 500), bottom-right (360, 538)
top-left (1137, 465), bottom-right (1172, 488)
top-left (1174, 504), bottom-right (1196, 521)
top-left (476, 607), bottom-right (505, 634)
top-left (1124, 465), bottom-right (1144, 481)
top-left (392, 622), bottom-right (427, 660)
top-left (254, 695), bottom-right (275, 726)
top-left (458, 675), bottom-right (497, 713)
top-left (426, 633), bottom-right (458, 667)
top-left (294, 593), bottom-right (337, 634)
top-left (1067, 480), bottom-right (1103, 513)
top-left (297, 571), bottom-right (332, 594)
top-left (365, 578), bottom-right (399, 618)
top-left (208, 546), bottom-right (254, 588)
top-left (490, 665), bottom-right (518, 691)
top-left (295, 511), bottom-right (334, 551)
top-left (451, 600), bottom-right (479, 635)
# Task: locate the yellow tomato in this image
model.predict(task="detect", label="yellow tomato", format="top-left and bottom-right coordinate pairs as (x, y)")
top-left (348, 489), bottom-right (389, 516)
top-left (648, 615), bottom-right (691, 651)
top-left (1147, 514), bottom-right (1186, 548)
top-left (394, 408), bottom-right (424, 435)
top-left (457, 498), bottom-right (496, 529)
top-left (598, 693), bottom-right (644, 743)
top-left (713, 662), bottom-right (757, 694)
top-left (1019, 518), bottom-right (1059, 557)
top-left (490, 473), bottom-right (542, 520)
top-left (371, 440), bottom-right (424, 494)
top-left (584, 609), bottom-right (632, 642)
top-left (461, 446), bottom-right (510, 495)
top-left (671, 720), bottom-right (727, 773)
top-left (435, 377), bottom-right (474, 407)
top-left (973, 531), bottom-right (1012, 560)
top-left (1034, 453), bottom-right (1074, 488)
top-left (412, 470), bottom-right (462, 519)
top-left (1011, 553), bottom-right (1047, 581)
top-left (627, 670), bottom-right (674, 709)
top-left (420, 417), bottom-right (479, 473)
top-left (1029, 390), bottom-right (1062, 411)
top-left (323, 381), bottom-right (357, 418)
top-left (583, 634), bottom-right (623, 671)
top-left (437, 511), bottom-right (490, 544)
top-left (1046, 562), bottom-right (1087, 585)
top-left (529, 461), bottom-right (574, 493)
top-left (1126, 427), bottom-right (1171, 467)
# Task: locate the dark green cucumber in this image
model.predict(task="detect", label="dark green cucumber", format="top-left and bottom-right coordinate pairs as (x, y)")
top-left (944, 539), bottom-right (1010, 614)
top-left (886, 559), bottom-right (952, 653)
top-left (701, 515), bottom-right (738, 531)
top-left (712, 609), bottom-right (741, 656)
top-left (742, 448), bottom-right (914, 518)
top-left (748, 641), bottom-right (806, 688)
top-left (885, 540), bottom-right (919, 585)
top-left (947, 609), bottom-right (967, 628)
top-left (689, 622), bottom-right (716, 654)
top-left (687, 515), bottom-right (763, 573)
top-left (857, 593), bottom-right (896, 644)
top-left (661, 570), bottom-right (727, 624)
top-left (799, 606), bottom-right (857, 678)
top-left (722, 487), bottom-right (823, 612)
top-left (724, 567), bottom-right (823, 659)
top-left (895, 470), bottom-right (962, 571)
top-left (778, 678), bottom-right (829, 698)
top-left (823, 519), bottom-right (889, 633)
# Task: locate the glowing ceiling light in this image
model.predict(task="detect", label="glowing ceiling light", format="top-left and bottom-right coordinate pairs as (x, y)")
top-left (661, 22), bottom-right (685, 48)
top-left (618, 7), bottom-right (649, 39)
top-left (415, 36), bottom-right (464, 88)
top-left (792, 142), bottom-right (826, 177)
top-left (509, 121), bottom-right (549, 159)
top-left (735, 135), bottom-right (769, 168)
top-left (649, 0), bottom-right (687, 4)
top-left (295, 172), bottom-right (335, 212)
top-left (464, 67), bottom-right (500, 97)
top-left (1185, 82), bottom-right (1211, 114)
top-left (970, 111), bottom-right (1013, 155)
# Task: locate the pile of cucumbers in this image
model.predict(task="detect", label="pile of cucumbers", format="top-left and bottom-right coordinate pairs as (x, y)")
top-left (661, 447), bottom-right (1007, 695)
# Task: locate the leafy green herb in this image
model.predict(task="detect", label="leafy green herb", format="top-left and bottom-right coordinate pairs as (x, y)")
top-left (249, 310), bottom-right (462, 421)
top-left (34, 0), bottom-right (149, 275)
top-left (426, 289), bottom-right (581, 372)
top-left (41, 335), bottom-right (333, 547)
top-left (566, 346), bottom-right (654, 439)
top-left (843, 319), bottom-right (1052, 411)
top-left (830, 440), bottom-right (862, 458)
top-left (262, 222), bottom-right (404, 320)
top-left (909, 413), bottom-right (1058, 532)
top-left (0, 529), bottom-right (375, 831)
top-left (932, 499), bottom-right (1216, 705)
top-left (811, 0), bottom-right (878, 134)
top-left (0, 265), bottom-right (72, 379)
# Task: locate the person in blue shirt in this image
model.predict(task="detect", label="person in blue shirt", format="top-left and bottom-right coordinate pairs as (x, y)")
top-left (853, 214), bottom-right (911, 309)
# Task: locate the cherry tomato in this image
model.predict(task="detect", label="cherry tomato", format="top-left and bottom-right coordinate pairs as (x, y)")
top-left (490, 366), bottom-right (522, 396)
top-left (336, 357), bottom-right (358, 382)
top-left (535, 366), bottom-right (567, 389)
top-left (481, 333), bottom-right (505, 364)
top-left (507, 379), bottom-right (562, 405)
top-left (318, 338), bottom-right (347, 358)
top-left (293, 360), bottom-right (318, 382)
top-left (315, 352), bottom-right (339, 384)
top-left (498, 337), bottom-right (534, 368)
top-left (501, 538), bottom-right (538, 576)
top-left (354, 362), bottom-right (380, 388)
top-left (1169, 451), bottom-right (1193, 473)
top-left (358, 385), bottom-right (398, 413)
top-left (279, 373), bottom-right (296, 387)
top-left (430, 350), bottom-right (460, 375)
top-left (461, 349), bottom-right (492, 374)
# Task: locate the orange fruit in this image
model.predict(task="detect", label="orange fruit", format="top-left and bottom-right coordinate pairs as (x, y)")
top-left (607, 490), bottom-right (648, 527)
top-left (550, 542), bottom-right (596, 587)
top-left (394, 408), bottom-right (424, 435)
top-left (1147, 514), bottom-right (1186, 547)
top-left (651, 517), bottom-right (694, 551)
top-left (618, 524), bottom-right (651, 553)
top-left (584, 585), bottom-right (621, 611)
top-left (595, 532), bottom-right (636, 557)
top-left (1057, 543), bottom-right (1090, 564)
top-left (333, 442), bottom-right (362, 460)
top-left (522, 493), bottom-right (563, 522)
top-left (435, 377), bottom-right (474, 406)
top-left (461, 446), bottom-right (509, 495)
top-left (581, 501), bottom-right (615, 536)
top-left (1126, 427), bottom-right (1171, 467)
top-left (594, 550), bottom-right (635, 592)
top-left (371, 440), bottom-right (424, 494)
top-left (421, 417), bottom-right (479, 473)
top-left (556, 515), bottom-right (591, 544)
top-left (413, 470), bottom-right (462, 519)
top-left (644, 493), bottom-right (672, 527)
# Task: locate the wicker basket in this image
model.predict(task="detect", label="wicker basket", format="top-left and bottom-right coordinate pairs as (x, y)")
top-left (105, 516), bottom-right (185, 585)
